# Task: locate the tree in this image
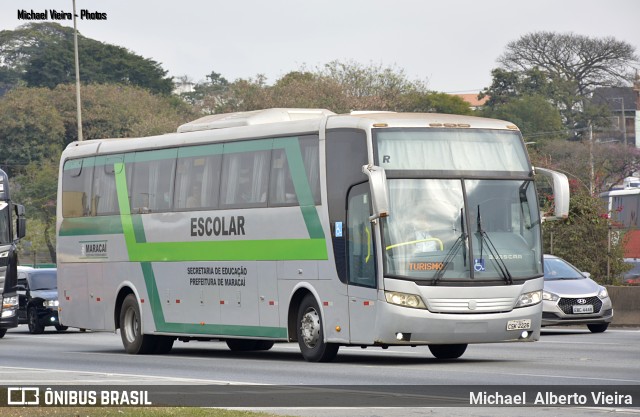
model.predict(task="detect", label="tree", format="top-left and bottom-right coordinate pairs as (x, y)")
top-left (0, 87), bottom-right (66, 174)
top-left (531, 140), bottom-right (640, 193)
top-left (12, 157), bottom-right (59, 263)
top-left (496, 32), bottom-right (638, 132)
top-left (0, 22), bottom-right (174, 95)
top-left (542, 187), bottom-right (627, 285)
top-left (499, 32), bottom-right (638, 96)
top-left (0, 84), bottom-right (196, 174)
top-left (482, 95), bottom-right (564, 142)
top-left (188, 62), bottom-right (473, 116)
top-left (397, 91), bottom-right (472, 115)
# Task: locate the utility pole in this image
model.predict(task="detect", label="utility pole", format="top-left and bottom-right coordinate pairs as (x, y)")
top-left (73, 0), bottom-right (83, 141)
top-left (620, 97), bottom-right (627, 146)
top-left (589, 121), bottom-right (594, 195)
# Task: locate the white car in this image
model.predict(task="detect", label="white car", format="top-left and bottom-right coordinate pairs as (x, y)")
top-left (542, 255), bottom-right (613, 333)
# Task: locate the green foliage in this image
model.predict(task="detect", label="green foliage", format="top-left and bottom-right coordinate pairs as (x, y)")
top-left (482, 95), bottom-right (564, 142)
top-left (12, 157), bottom-right (59, 263)
top-left (0, 22), bottom-right (174, 95)
top-left (186, 61), bottom-right (473, 116)
top-left (398, 91), bottom-right (472, 115)
top-left (0, 84), bottom-right (196, 175)
top-left (0, 87), bottom-right (66, 171)
top-left (542, 189), bottom-right (627, 284)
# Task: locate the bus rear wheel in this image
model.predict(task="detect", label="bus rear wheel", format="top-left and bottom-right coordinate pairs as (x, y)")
top-left (119, 294), bottom-right (156, 354)
top-left (226, 339), bottom-right (274, 351)
top-left (428, 344), bottom-right (467, 359)
top-left (297, 294), bottom-right (339, 362)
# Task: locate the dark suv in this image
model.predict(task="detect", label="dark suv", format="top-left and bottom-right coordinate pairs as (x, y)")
top-left (17, 267), bottom-right (67, 334)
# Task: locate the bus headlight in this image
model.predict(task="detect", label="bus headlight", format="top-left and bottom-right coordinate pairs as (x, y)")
top-left (385, 291), bottom-right (426, 309)
top-left (515, 290), bottom-right (542, 308)
top-left (542, 290), bottom-right (559, 302)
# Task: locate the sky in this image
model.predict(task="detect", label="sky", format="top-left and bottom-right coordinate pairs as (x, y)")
top-left (1, 0), bottom-right (639, 94)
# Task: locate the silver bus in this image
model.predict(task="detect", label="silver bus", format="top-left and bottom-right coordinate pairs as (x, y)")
top-left (56, 109), bottom-right (569, 361)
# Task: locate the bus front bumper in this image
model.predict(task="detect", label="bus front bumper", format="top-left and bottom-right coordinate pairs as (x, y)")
top-left (372, 301), bottom-right (541, 345)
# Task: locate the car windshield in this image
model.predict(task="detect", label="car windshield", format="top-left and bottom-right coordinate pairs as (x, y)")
top-left (28, 271), bottom-right (57, 290)
top-left (543, 258), bottom-right (585, 281)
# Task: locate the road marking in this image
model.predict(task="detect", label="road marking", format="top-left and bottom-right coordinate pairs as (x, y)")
top-left (0, 365), bottom-right (265, 385)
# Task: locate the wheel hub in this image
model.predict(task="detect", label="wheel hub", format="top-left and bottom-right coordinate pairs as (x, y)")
top-left (300, 308), bottom-right (320, 348)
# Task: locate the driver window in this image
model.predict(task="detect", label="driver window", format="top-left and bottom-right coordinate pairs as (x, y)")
top-left (347, 183), bottom-right (376, 288)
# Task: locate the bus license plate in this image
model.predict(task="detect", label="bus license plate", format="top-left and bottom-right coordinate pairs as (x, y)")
top-left (572, 305), bottom-right (594, 314)
top-left (507, 319), bottom-right (531, 331)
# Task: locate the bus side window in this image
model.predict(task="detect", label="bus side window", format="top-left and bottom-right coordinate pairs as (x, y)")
top-left (269, 149), bottom-right (297, 205)
top-left (347, 183), bottom-right (376, 288)
top-left (93, 155), bottom-right (123, 216)
top-left (129, 150), bottom-right (177, 213)
top-left (220, 149), bottom-right (270, 208)
top-left (62, 158), bottom-right (94, 218)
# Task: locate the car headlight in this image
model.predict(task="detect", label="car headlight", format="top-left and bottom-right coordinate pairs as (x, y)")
top-left (542, 290), bottom-right (559, 302)
top-left (515, 290), bottom-right (542, 308)
top-left (43, 300), bottom-right (59, 307)
top-left (598, 287), bottom-right (609, 299)
top-left (385, 291), bottom-right (427, 309)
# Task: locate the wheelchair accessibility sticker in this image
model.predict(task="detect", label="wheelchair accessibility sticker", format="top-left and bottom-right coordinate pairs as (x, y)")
top-left (473, 258), bottom-right (486, 272)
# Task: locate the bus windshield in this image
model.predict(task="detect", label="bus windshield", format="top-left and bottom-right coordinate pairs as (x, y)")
top-left (376, 128), bottom-right (530, 173)
top-left (382, 178), bottom-right (542, 283)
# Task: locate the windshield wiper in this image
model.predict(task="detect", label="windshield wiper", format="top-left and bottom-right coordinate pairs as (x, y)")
top-left (433, 208), bottom-right (467, 285)
top-left (476, 206), bottom-right (513, 285)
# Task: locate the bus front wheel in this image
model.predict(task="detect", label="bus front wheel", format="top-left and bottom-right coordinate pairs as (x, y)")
top-left (428, 343), bottom-right (467, 359)
top-left (296, 294), bottom-right (339, 362)
top-left (119, 294), bottom-right (155, 354)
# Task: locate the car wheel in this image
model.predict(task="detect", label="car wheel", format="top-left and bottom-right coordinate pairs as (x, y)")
top-left (0, 329), bottom-right (6, 338)
top-left (55, 325), bottom-right (69, 332)
top-left (587, 323), bottom-right (609, 333)
top-left (28, 307), bottom-right (45, 334)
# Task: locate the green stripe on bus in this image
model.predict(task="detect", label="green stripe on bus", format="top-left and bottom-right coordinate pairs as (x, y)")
top-left (128, 238), bottom-right (327, 261)
top-left (141, 262), bottom-right (287, 338)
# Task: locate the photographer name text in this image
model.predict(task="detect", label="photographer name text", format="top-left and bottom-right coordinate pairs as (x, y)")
top-left (17, 9), bottom-right (107, 21)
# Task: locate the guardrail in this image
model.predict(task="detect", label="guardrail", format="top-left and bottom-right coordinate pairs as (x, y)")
top-left (606, 285), bottom-right (640, 326)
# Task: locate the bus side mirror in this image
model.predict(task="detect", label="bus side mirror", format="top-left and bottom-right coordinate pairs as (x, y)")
top-left (14, 204), bottom-right (26, 239)
top-left (362, 165), bottom-right (390, 220)
top-left (535, 167), bottom-right (569, 221)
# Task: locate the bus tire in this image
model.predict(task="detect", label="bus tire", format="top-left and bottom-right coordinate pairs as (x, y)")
top-left (119, 294), bottom-right (155, 354)
top-left (296, 294), bottom-right (339, 362)
top-left (55, 325), bottom-right (68, 332)
top-left (0, 329), bottom-right (6, 338)
top-left (428, 343), bottom-right (467, 359)
top-left (226, 339), bottom-right (274, 351)
top-left (153, 336), bottom-right (175, 354)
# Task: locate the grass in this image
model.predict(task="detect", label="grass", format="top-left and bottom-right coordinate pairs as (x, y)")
top-left (0, 408), bottom-right (281, 417)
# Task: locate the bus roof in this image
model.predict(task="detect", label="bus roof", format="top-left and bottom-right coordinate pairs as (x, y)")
top-left (600, 188), bottom-right (640, 197)
top-left (177, 108), bottom-right (336, 133)
top-left (60, 109), bottom-right (522, 160)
